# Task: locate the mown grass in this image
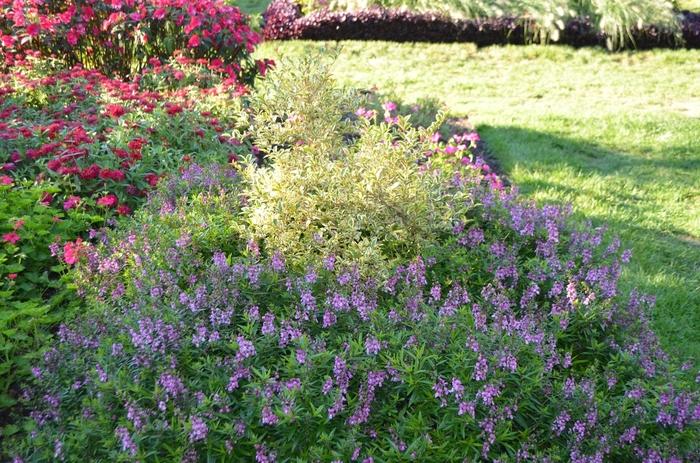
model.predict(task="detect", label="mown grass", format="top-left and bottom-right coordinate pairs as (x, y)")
top-left (677, 0), bottom-right (700, 11)
top-left (255, 41), bottom-right (700, 361)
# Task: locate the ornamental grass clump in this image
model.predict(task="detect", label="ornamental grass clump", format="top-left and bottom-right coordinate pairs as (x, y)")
top-left (242, 58), bottom-right (470, 276)
top-left (291, 0), bottom-right (682, 49)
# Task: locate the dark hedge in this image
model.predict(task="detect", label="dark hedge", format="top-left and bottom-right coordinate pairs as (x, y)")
top-left (262, 1), bottom-right (700, 50)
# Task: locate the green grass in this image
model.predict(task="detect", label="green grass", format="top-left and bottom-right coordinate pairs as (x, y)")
top-left (677, 0), bottom-right (700, 10)
top-left (255, 41), bottom-right (700, 361)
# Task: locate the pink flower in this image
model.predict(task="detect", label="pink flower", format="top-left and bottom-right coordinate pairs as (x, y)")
top-left (466, 132), bottom-right (480, 143)
top-left (63, 195), bottom-right (81, 210)
top-left (1, 35), bottom-right (15, 47)
top-left (27, 23), bottom-right (40, 37)
top-left (67, 30), bottom-right (79, 46)
top-left (97, 194), bottom-right (118, 208)
top-left (153, 8), bottom-right (167, 20)
top-left (188, 35), bottom-right (200, 47)
top-left (63, 239), bottom-right (83, 265)
top-left (2, 232), bottom-right (20, 245)
top-left (0, 175), bottom-right (12, 185)
top-left (382, 101), bottom-right (397, 112)
top-left (7, 273), bottom-right (17, 280)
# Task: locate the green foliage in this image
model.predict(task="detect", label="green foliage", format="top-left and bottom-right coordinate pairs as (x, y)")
top-left (243, 58), bottom-right (467, 275)
top-left (0, 181), bottom-right (97, 410)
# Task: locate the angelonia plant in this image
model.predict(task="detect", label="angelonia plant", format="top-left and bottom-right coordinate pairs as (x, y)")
top-left (4, 61), bottom-right (699, 462)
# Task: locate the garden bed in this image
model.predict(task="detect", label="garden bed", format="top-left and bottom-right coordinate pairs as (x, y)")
top-left (2, 0), bottom-right (700, 460)
top-left (263, 0), bottom-right (700, 50)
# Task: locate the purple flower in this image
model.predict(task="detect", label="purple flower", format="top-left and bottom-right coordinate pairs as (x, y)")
top-left (473, 354), bottom-right (488, 381)
top-left (227, 367), bottom-right (251, 392)
top-left (158, 373), bottom-right (185, 398)
top-left (115, 426), bottom-right (137, 456)
top-left (271, 251), bottom-right (286, 272)
top-left (236, 336), bottom-right (256, 362)
top-left (261, 313), bottom-right (276, 335)
top-left (261, 406), bottom-right (278, 425)
top-left (365, 337), bottom-right (381, 356)
top-left (458, 401), bottom-right (475, 417)
top-left (552, 411), bottom-right (570, 436)
top-left (619, 426), bottom-right (637, 444)
top-left (189, 416), bottom-right (208, 442)
top-left (255, 444), bottom-right (276, 463)
top-left (477, 383), bottom-right (500, 406)
top-left (322, 310), bottom-right (337, 328)
top-left (498, 351), bottom-right (517, 373)
top-left (192, 325), bottom-right (208, 347)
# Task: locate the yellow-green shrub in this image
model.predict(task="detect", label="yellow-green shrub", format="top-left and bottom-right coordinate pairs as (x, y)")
top-left (242, 59), bottom-right (465, 276)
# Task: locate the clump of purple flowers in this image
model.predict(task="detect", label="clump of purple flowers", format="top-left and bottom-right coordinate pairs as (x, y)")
top-left (5, 150), bottom-right (700, 463)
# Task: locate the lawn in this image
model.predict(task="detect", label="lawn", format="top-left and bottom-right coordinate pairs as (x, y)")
top-left (255, 41), bottom-right (700, 361)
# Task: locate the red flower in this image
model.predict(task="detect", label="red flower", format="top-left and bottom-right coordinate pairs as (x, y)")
top-left (165, 103), bottom-right (183, 116)
top-left (105, 104), bottom-right (127, 118)
top-left (40, 192), bottom-right (54, 205)
top-left (2, 232), bottom-right (20, 245)
top-left (63, 239), bottom-right (83, 265)
top-left (80, 164), bottom-right (101, 180)
top-left (144, 173), bottom-right (159, 187)
top-left (110, 170), bottom-right (126, 181)
top-left (113, 148), bottom-right (130, 159)
top-left (116, 204), bottom-right (131, 215)
top-left (47, 159), bottom-right (62, 171)
top-left (1, 35), bottom-right (15, 47)
top-left (127, 138), bottom-right (144, 151)
top-left (7, 273), bottom-right (17, 280)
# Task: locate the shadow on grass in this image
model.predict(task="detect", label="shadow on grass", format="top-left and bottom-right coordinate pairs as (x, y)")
top-left (478, 124), bottom-right (700, 361)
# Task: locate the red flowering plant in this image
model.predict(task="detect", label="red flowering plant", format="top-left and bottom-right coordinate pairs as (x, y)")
top-left (0, 0), bottom-right (265, 83)
top-left (0, 179), bottom-right (97, 410)
top-left (0, 58), bottom-right (254, 218)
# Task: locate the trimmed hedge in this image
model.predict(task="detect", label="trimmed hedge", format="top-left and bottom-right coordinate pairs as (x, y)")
top-left (263, 0), bottom-right (700, 49)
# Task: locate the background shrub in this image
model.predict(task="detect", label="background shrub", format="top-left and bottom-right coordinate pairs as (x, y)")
top-left (0, 0), bottom-right (263, 81)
